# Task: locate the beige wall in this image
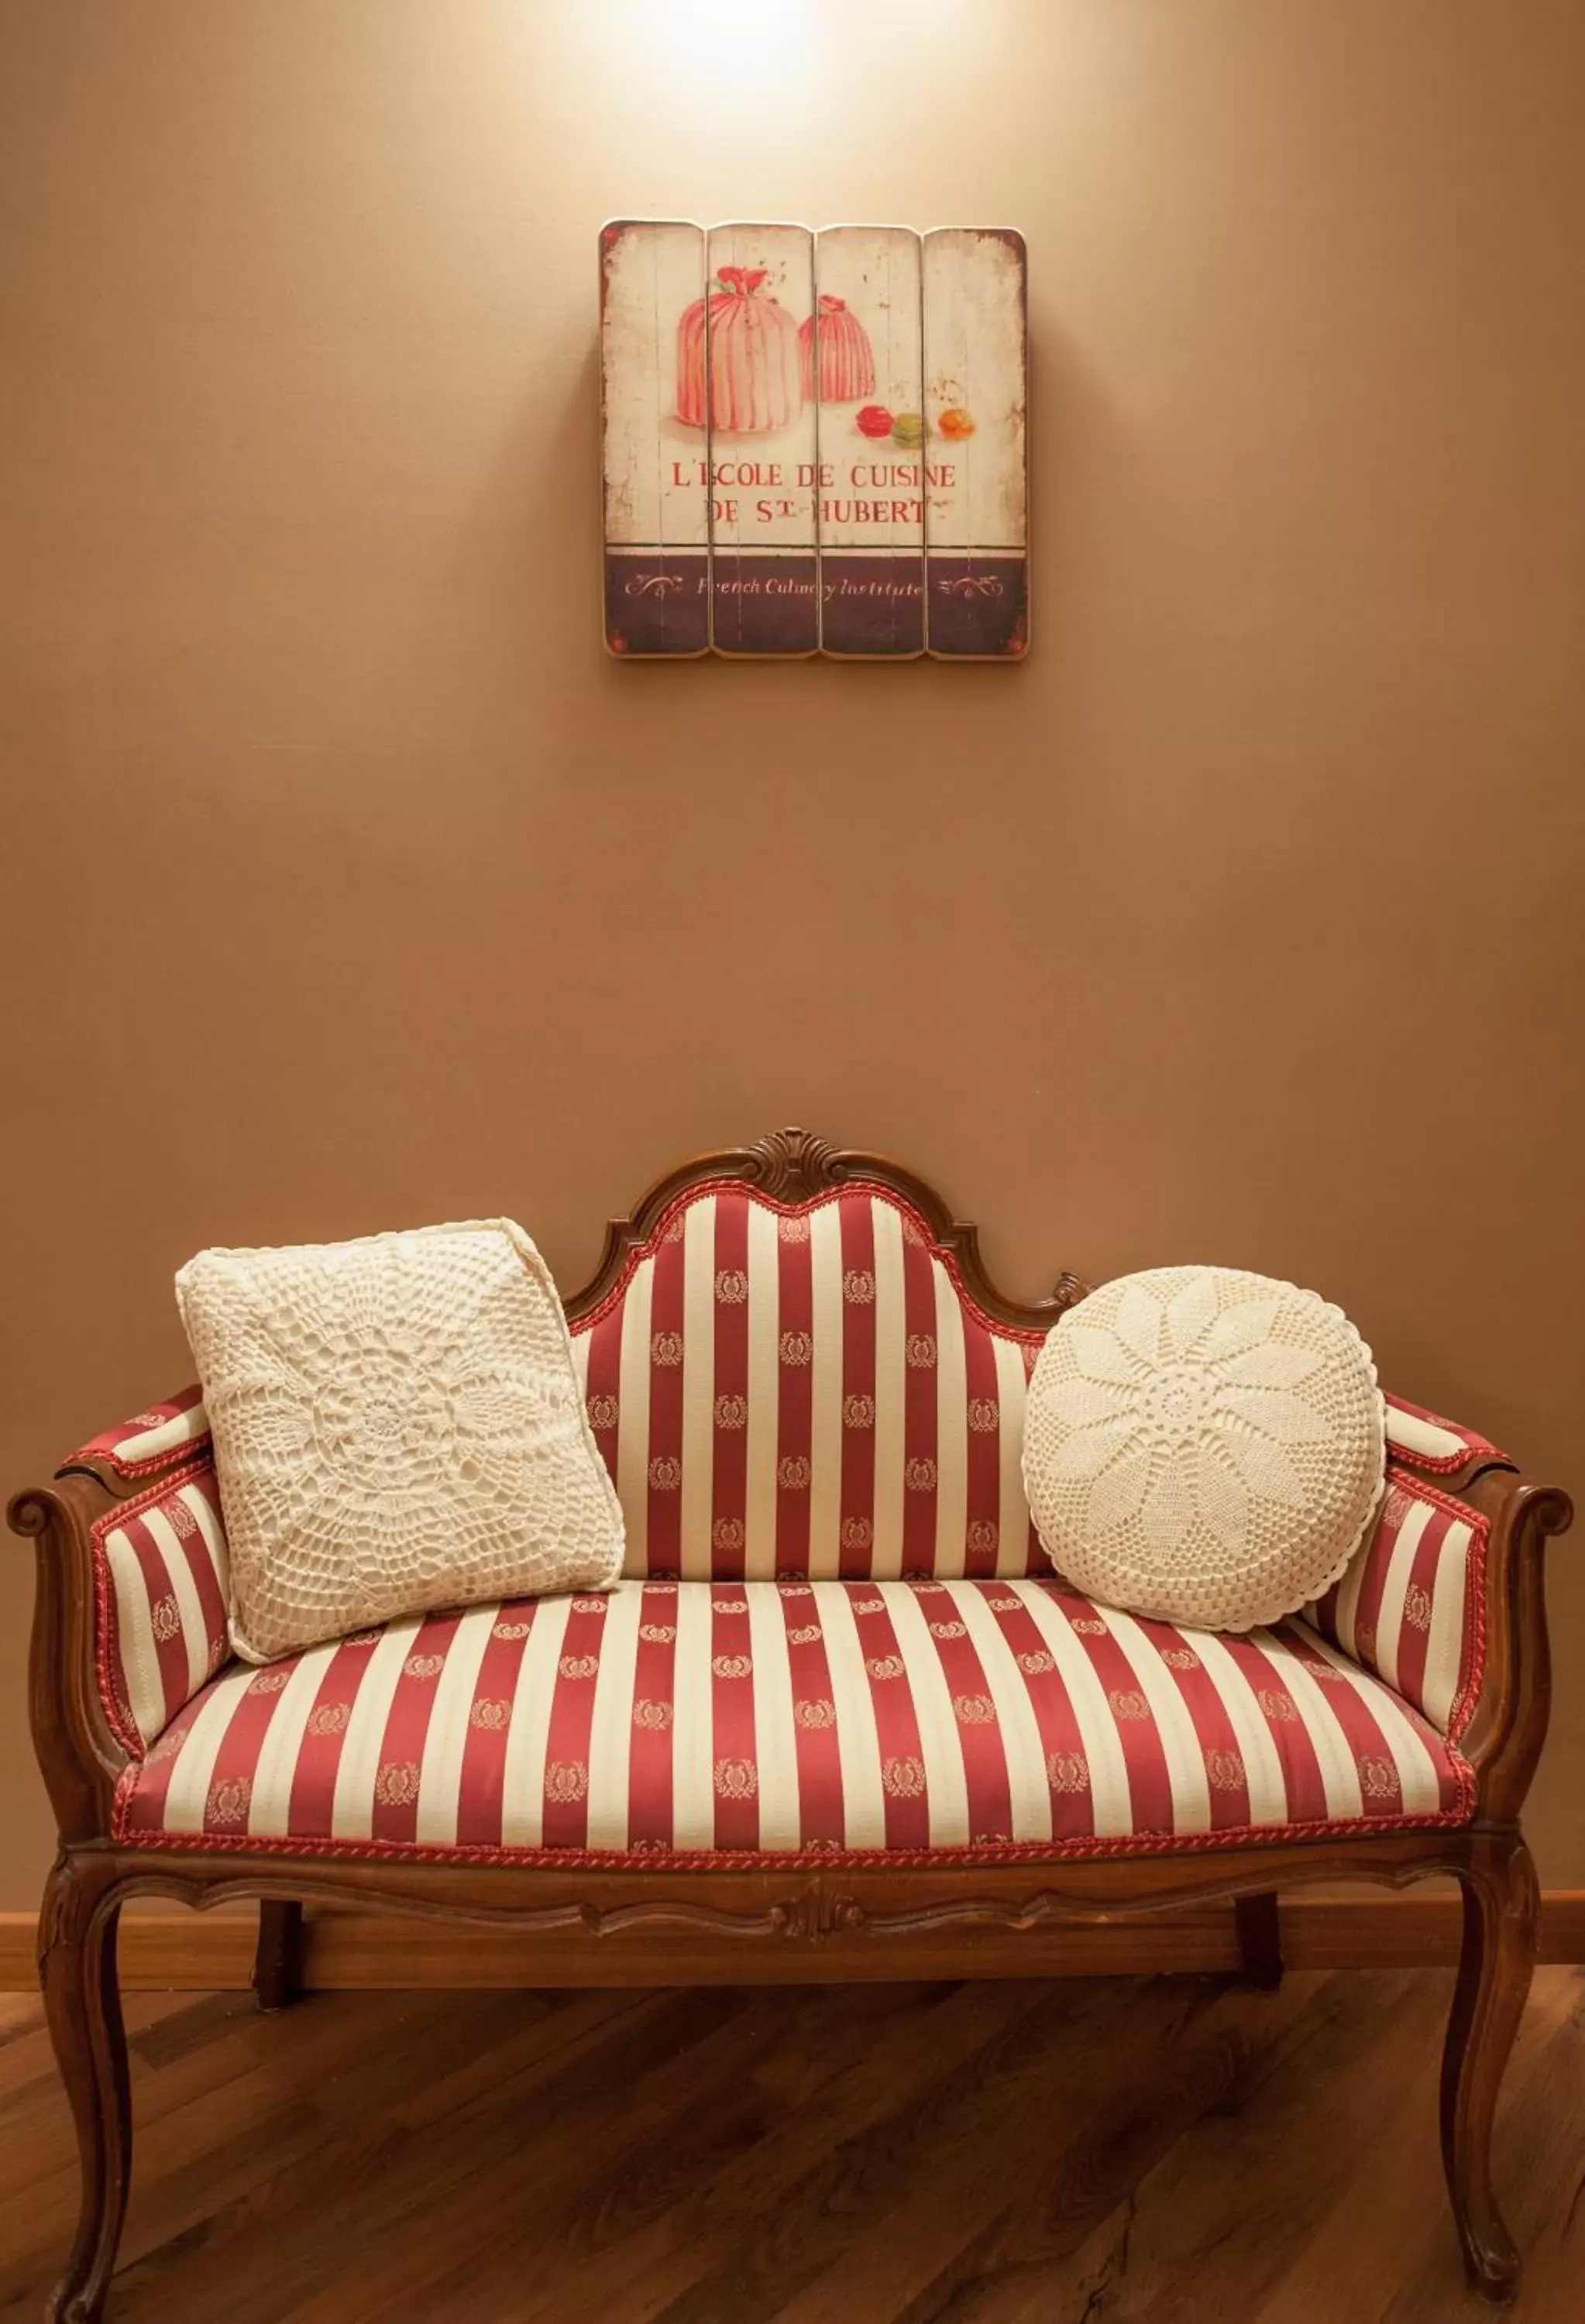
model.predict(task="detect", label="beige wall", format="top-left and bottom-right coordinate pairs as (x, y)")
top-left (2, 0), bottom-right (1582, 1909)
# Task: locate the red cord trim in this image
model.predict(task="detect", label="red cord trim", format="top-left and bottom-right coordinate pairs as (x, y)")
top-left (108, 1794), bottom-right (1477, 1871)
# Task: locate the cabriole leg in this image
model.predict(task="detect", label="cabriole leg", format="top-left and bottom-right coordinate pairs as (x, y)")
top-left (37, 1862), bottom-right (131, 2324)
top-left (1441, 1835), bottom-right (1538, 2302)
top-left (253, 1899), bottom-right (305, 2012)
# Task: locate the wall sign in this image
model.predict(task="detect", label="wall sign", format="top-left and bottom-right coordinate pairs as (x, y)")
top-left (600, 220), bottom-right (1027, 661)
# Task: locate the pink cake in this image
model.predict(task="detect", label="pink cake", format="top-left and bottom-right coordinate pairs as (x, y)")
top-left (676, 266), bottom-right (803, 434)
top-left (799, 295), bottom-right (876, 404)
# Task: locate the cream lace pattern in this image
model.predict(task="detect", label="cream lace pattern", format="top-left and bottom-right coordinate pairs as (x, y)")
top-left (1022, 1266), bottom-right (1384, 1633)
top-left (177, 1220), bottom-right (624, 1662)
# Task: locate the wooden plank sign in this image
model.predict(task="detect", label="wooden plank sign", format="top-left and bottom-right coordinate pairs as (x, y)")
top-left (813, 224), bottom-right (926, 658)
top-left (922, 229), bottom-right (1028, 658)
top-left (706, 222), bottom-right (819, 656)
top-left (600, 220), bottom-right (1027, 661)
top-left (600, 220), bottom-right (710, 657)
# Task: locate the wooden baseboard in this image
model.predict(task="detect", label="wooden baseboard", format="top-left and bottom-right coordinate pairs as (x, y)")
top-left (2, 1892), bottom-right (1582, 1992)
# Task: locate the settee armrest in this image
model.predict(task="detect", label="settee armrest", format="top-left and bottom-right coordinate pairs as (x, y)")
top-left (61, 1385), bottom-right (212, 1483)
top-left (1305, 1395), bottom-right (1571, 1820)
top-left (9, 1391), bottom-right (232, 1847)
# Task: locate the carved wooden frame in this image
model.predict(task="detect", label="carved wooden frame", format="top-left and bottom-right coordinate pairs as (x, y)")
top-left (11, 1129), bottom-right (1573, 2319)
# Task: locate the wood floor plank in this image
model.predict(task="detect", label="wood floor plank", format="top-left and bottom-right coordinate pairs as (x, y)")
top-left (0, 1992), bottom-right (475, 2307)
top-left (280, 1991), bottom-right (786, 2324)
top-left (0, 1999), bottom-right (43, 2054)
top-left (644, 1978), bottom-right (1199, 2324)
top-left (0, 1972), bottom-right (1580, 2322)
top-left (879, 1973), bottom-right (1326, 2324)
top-left (1035, 1971), bottom-right (1442, 2323)
top-left (1374, 1968), bottom-right (1585, 2324)
top-left (473, 1981), bottom-right (1063, 2324)
top-left (765, 1973), bottom-right (1329, 2324)
top-left (105, 1991), bottom-right (663, 2323)
top-left (113, 1991), bottom-right (767, 2324)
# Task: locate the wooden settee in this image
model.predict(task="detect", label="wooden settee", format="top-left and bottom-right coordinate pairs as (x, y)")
top-left (10, 1129), bottom-right (1572, 2319)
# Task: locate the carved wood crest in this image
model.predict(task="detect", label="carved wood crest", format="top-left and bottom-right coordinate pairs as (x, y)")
top-left (569, 1126), bottom-right (1086, 1333)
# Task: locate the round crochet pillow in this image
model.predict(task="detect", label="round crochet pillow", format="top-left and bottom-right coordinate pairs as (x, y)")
top-left (1022, 1266), bottom-right (1385, 1632)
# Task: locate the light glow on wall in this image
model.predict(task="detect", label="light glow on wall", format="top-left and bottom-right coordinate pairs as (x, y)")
top-left (657, 0), bottom-right (810, 74)
top-left (551, 0), bottom-right (982, 179)
top-left (609, 0), bottom-right (817, 96)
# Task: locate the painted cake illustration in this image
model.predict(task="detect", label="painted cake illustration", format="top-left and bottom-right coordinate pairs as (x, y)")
top-left (675, 266), bottom-right (803, 434)
top-left (799, 295), bottom-right (876, 403)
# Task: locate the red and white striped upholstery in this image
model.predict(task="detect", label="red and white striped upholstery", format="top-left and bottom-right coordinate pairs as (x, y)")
top-left (72, 1288), bottom-right (1505, 1841)
top-left (568, 1181), bottom-right (1044, 1582)
top-left (67, 1387), bottom-right (211, 1480)
top-left (1384, 1394), bottom-right (1505, 1477)
top-left (95, 1461), bottom-right (232, 1753)
top-left (1306, 1471), bottom-right (1484, 1735)
top-left (115, 1575), bottom-right (1469, 1863)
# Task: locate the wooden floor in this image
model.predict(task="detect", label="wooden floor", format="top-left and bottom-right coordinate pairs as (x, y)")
top-left (0, 1968), bottom-right (1581, 2322)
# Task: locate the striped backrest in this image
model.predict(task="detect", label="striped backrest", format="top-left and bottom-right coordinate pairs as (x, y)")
top-left (569, 1180), bottom-right (1047, 1580)
top-left (95, 1459), bottom-right (233, 1753)
top-left (1305, 1470), bottom-right (1485, 1736)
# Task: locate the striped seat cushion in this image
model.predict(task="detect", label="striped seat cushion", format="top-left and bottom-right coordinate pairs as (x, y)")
top-left (569, 1181), bottom-right (1045, 1581)
top-left (95, 1462), bottom-right (233, 1752)
top-left (115, 1575), bottom-right (1470, 1862)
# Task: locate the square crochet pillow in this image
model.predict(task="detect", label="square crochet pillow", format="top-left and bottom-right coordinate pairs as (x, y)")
top-left (175, 1219), bottom-right (624, 1662)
